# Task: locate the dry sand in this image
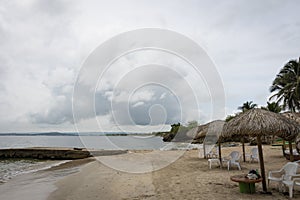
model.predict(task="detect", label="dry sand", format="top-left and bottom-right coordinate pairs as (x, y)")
top-left (47, 145), bottom-right (300, 200)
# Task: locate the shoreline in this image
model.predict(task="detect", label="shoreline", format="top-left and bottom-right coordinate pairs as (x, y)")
top-left (0, 157), bottom-right (95, 200)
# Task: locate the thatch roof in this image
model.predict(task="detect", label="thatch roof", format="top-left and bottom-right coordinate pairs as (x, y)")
top-left (185, 127), bottom-right (199, 139)
top-left (282, 112), bottom-right (300, 124)
top-left (223, 108), bottom-right (300, 141)
top-left (194, 120), bottom-right (225, 140)
top-left (282, 112), bottom-right (300, 150)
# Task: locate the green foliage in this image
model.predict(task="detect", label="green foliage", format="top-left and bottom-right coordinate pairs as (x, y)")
top-left (225, 114), bottom-right (236, 122)
top-left (270, 57), bottom-right (300, 112)
top-left (261, 101), bottom-right (282, 113)
top-left (170, 123), bottom-right (181, 133)
top-left (161, 121), bottom-right (198, 142)
top-left (238, 101), bottom-right (257, 112)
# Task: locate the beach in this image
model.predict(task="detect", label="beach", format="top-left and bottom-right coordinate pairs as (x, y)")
top-left (0, 145), bottom-right (298, 200)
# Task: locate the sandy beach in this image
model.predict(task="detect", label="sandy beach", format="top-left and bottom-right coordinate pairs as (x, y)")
top-left (45, 145), bottom-right (300, 200)
top-left (0, 145), bottom-right (299, 200)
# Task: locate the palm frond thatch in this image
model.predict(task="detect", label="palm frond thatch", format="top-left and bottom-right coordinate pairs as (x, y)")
top-left (281, 112), bottom-right (300, 124)
top-left (223, 109), bottom-right (300, 141)
top-left (222, 108), bottom-right (300, 192)
top-left (282, 112), bottom-right (300, 150)
top-left (194, 120), bottom-right (225, 140)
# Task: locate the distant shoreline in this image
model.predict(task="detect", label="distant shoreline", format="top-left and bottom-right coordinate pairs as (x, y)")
top-left (0, 132), bottom-right (157, 137)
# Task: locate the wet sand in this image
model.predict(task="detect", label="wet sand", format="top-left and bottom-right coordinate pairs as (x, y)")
top-left (0, 158), bottom-right (94, 200)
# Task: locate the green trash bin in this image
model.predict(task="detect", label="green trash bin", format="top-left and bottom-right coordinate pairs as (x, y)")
top-left (239, 182), bottom-right (256, 194)
top-left (231, 174), bottom-right (262, 194)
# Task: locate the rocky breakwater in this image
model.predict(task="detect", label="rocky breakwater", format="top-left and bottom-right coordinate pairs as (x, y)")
top-left (0, 147), bottom-right (91, 160)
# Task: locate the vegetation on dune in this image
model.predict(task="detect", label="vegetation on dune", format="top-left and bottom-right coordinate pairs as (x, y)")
top-left (155, 121), bottom-right (198, 142)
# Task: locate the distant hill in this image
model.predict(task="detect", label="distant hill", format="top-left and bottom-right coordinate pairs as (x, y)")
top-left (0, 132), bottom-right (151, 136)
top-left (0, 132), bottom-right (78, 136)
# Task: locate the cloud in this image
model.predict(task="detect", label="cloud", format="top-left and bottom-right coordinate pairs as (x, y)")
top-left (130, 90), bottom-right (155, 103)
top-left (132, 101), bottom-right (145, 108)
top-left (159, 93), bottom-right (166, 100)
top-left (1, 0), bottom-right (300, 132)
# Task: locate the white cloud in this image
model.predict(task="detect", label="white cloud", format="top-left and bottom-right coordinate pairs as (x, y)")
top-left (159, 93), bottom-right (166, 100)
top-left (130, 90), bottom-right (155, 103)
top-left (132, 101), bottom-right (145, 108)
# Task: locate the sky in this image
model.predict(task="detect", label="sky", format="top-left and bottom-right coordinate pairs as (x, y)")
top-left (0, 0), bottom-right (300, 133)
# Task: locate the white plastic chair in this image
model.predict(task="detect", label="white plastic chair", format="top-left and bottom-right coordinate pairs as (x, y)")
top-left (268, 162), bottom-right (299, 191)
top-left (249, 147), bottom-right (259, 163)
top-left (206, 147), bottom-right (218, 158)
top-left (282, 175), bottom-right (300, 198)
top-left (208, 158), bottom-right (221, 169)
top-left (284, 149), bottom-right (300, 156)
top-left (222, 151), bottom-right (241, 170)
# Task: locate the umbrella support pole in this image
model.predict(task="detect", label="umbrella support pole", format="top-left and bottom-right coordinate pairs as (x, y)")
top-left (203, 142), bottom-right (206, 159)
top-left (242, 138), bottom-right (246, 162)
top-left (289, 141), bottom-right (294, 162)
top-left (257, 135), bottom-right (267, 192)
top-left (218, 140), bottom-right (223, 168)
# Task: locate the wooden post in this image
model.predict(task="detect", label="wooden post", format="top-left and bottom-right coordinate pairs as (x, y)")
top-left (282, 139), bottom-right (286, 157)
top-left (257, 135), bottom-right (267, 192)
top-left (203, 142), bottom-right (206, 159)
top-left (218, 139), bottom-right (223, 168)
top-left (282, 145), bottom-right (285, 156)
top-left (289, 141), bottom-right (294, 162)
top-left (242, 138), bottom-right (246, 162)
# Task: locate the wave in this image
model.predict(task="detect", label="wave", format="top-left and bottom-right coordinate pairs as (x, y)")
top-left (0, 159), bottom-right (71, 184)
top-left (160, 142), bottom-right (203, 150)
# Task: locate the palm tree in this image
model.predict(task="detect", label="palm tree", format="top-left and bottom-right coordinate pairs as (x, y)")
top-left (270, 58), bottom-right (300, 112)
top-left (270, 57), bottom-right (300, 161)
top-left (261, 101), bottom-right (282, 113)
top-left (238, 101), bottom-right (257, 112)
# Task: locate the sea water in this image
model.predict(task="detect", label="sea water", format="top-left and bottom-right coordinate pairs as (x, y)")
top-left (0, 135), bottom-right (164, 183)
top-left (0, 135), bottom-right (164, 150)
top-left (0, 135), bottom-right (201, 184)
top-left (0, 159), bottom-right (70, 184)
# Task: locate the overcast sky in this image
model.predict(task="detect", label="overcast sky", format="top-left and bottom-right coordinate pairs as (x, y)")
top-left (0, 0), bottom-right (300, 133)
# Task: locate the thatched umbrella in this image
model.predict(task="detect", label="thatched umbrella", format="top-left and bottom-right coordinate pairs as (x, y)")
top-left (196, 120), bottom-right (250, 162)
top-left (195, 120), bottom-right (225, 165)
top-left (282, 112), bottom-right (300, 160)
top-left (193, 123), bottom-right (210, 158)
top-left (282, 112), bottom-right (300, 124)
top-left (223, 108), bottom-right (300, 192)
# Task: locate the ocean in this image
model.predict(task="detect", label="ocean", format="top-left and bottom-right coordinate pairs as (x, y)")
top-left (0, 135), bottom-right (164, 150)
top-left (0, 135), bottom-right (164, 183)
top-left (0, 135), bottom-right (202, 184)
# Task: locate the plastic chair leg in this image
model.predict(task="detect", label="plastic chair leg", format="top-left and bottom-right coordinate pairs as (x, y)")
top-left (289, 185), bottom-right (293, 198)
